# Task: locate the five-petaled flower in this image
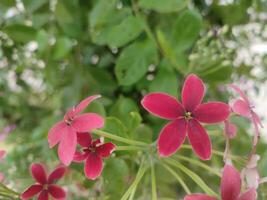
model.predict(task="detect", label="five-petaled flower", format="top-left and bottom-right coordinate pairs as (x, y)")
top-left (21, 163), bottom-right (66, 200)
top-left (184, 165), bottom-right (257, 200)
top-left (48, 95), bottom-right (104, 165)
top-left (73, 132), bottom-right (115, 180)
top-left (141, 74), bottom-right (230, 160)
top-left (229, 84), bottom-right (263, 146)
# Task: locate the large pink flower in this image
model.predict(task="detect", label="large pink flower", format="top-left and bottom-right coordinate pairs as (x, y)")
top-left (21, 163), bottom-right (66, 200)
top-left (229, 84), bottom-right (263, 145)
top-left (141, 74), bottom-right (230, 160)
top-left (48, 95), bottom-right (104, 165)
top-left (184, 165), bottom-right (257, 200)
top-left (73, 132), bottom-right (115, 180)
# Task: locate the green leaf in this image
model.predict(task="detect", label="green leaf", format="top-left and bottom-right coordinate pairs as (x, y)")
top-left (109, 96), bottom-right (139, 127)
top-left (103, 158), bottom-right (129, 199)
top-left (55, 1), bottom-right (82, 37)
top-left (199, 65), bottom-right (233, 83)
top-left (22, 0), bottom-right (47, 12)
top-left (36, 29), bottom-right (49, 53)
top-left (90, 0), bottom-right (143, 47)
top-left (128, 112), bottom-right (142, 133)
top-left (172, 10), bottom-right (202, 52)
top-left (139, 0), bottom-right (188, 13)
top-left (103, 117), bottom-right (128, 138)
top-left (115, 39), bottom-right (158, 86)
top-left (149, 62), bottom-right (178, 97)
top-left (52, 37), bottom-right (73, 60)
top-left (106, 16), bottom-right (144, 47)
top-left (3, 24), bottom-right (37, 43)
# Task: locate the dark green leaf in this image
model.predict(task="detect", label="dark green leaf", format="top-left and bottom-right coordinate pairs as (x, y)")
top-left (115, 39), bottom-right (158, 85)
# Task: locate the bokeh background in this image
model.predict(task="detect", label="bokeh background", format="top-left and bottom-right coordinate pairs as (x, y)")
top-left (0, 0), bottom-right (267, 199)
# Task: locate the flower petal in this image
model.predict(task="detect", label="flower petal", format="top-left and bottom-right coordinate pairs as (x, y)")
top-left (21, 184), bottom-right (43, 199)
top-left (84, 153), bottom-right (103, 180)
top-left (48, 121), bottom-right (67, 148)
top-left (48, 184), bottom-right (66, 199)
top-left (158, 119), bottom-right (187, 157)
top-left (77, 132), bottom-right (92, 147)
top-left (229, 84), bottom-right (250, 104)
top-left (58, 127), bottom-right (77, 166)
top-left (38, 190), bottom-right (49, 200)
top-left (182, 74), bottom-right (205, 112)
top-left (141, 93), bottom-right (184, 120)
top-left (232, 99), bottom-right (250, 117)
top-left (224, 120), bottom-right (237, 139)
top-left (96, 142), bottom-right (116, 158)
top-left (221, 165), bottom-right (241, 200)
top-left (73, 151), bottom-right (89, 162)
top-left (48, 166), bottom-right (66, 184)
top-left (72, 113), bottom-right (104, 132)
top-left (73, 95), bottom-right (101, 116)
top-left (238, 188), bottom-right (257, 200)
top-left (194, 102), bottom-right (230, 124)
top-left (187, 119), bottom-right (211, 160)
top-left (184, 194), bottom-right (218, 200)
top-left (31, 163), bottom-right (47, 184)
top-left (0, 150), bottom-right (6, 159)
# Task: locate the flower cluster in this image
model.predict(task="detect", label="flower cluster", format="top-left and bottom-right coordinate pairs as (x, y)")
top-left (17, 74), bottom-right (265, 199)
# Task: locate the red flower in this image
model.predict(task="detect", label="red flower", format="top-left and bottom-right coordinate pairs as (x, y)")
top-left (73, 132), bottom-right (115, 180)
top-left (184, 165), bottom-right (257, 200)
top-left (141, 74), bottom-right (230, 160)
top-left (48, 95), bottom-right (104, 165)
top-left (229, 84), bottom-right (263, 145)
top-left (21, 163), bottom-right (66, 200)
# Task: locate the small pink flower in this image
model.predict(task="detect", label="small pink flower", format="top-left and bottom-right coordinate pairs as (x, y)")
top-left (48, 95), bottom-right (104, 165)
top-left (229, 84), bottom-right (263, 145)
top-left (141, 74), bottom-right (230, 160)
top-left (21, 163), bottom-right (66, 200)
top-left (184, 165), bottom-right (257, 200)
top-left (73, 132), bottom-right (115, 180)
top-left (0, 150), bottom-right (6, 182)
top-left (224, 119), bottom-right (237, 139)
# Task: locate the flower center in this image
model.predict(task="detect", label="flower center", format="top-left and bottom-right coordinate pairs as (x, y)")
top-left (65, 117), bottom-right (73, 125)
top-left (184, 112), bottom-right (192, 120)
top-left (43, 184), bottom-right (48, 190)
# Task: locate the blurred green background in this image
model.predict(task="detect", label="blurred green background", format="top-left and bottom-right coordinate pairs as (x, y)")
top-left (0, 0), bottom-right (267, 199)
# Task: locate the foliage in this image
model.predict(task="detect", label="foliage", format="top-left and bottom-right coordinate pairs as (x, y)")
top-left (0, 0), bottom-right (266, 199)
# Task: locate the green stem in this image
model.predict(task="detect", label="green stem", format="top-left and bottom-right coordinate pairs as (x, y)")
top-left (164, 158), bottom-right (219, 198)
top-left (150, 160), bottom-right (157, 200)
top-left (91, 130), bottom-right (148, 147)
top-left (174, 155), bottom-right (221, 177)
top-left (162, 163), bottom-right (191, 194)
top-left (116, 146), bottom-right (147, 151)
top-left (128, 185), bottom-right (137, 200)
top-left (121, 159), bottom-right (148, 200)
top-left (181, 144), bottom-right (247, 164)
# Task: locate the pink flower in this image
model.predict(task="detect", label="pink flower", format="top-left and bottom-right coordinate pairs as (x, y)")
top-left (21, 163), bottom-right (66, 200)
top-left (73, 132), bottom-right (115, 180)
top-left (48, 95), bottom-right (104, 165)
top-left (184, 165), bottom-right (257, 200)
top-left (0, 150), bottom-right (6, 182)
top-left (141, 74), bottom-right (230, 160)
top-left (229, 84), bottom-right (263, 145)
top-left (224, 119), bottom-right (237, 139)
